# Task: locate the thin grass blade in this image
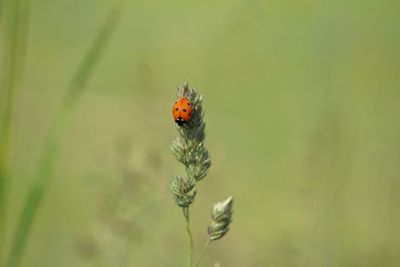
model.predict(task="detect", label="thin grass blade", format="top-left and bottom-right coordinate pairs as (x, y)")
top-left (6, 2), bottom-right (124, 266)
top-left (0, 0), bottom-right (32, 259)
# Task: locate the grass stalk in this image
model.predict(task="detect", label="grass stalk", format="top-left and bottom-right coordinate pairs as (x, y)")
top-left (194, 238), bottom-right (210, 267)
top-left (183, 207), bottom-right (193, 267)
top-left (0, 0), bottom-right (4, 24)
top-left (0, 0), bottom-right (31, 260)
top-left (5, 2), bottom-right (124, 267)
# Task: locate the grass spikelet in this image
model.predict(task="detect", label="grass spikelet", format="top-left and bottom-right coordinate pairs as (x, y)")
top-left (170, 175), bottom-right (197, 208)
top-left (208, 196), bottom-right (233, 241)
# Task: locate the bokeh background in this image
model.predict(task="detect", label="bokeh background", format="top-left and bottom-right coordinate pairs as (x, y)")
top-left (1, 0), bottom-right (400, 266)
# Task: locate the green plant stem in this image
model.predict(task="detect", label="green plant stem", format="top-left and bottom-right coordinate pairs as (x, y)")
top-left (183, 207), bottom-right (193, 267)
top-left (194, 238), bottom-right (210, 267)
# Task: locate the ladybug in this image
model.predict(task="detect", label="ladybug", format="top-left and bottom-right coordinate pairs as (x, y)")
top-left (172, 97), bottom-right (192, 126)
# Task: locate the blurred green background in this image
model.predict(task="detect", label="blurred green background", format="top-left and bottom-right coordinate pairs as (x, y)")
top-left (1, 0), bottom-right (400, 266)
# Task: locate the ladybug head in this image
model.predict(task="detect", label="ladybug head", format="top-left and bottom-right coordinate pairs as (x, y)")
top-left (175, 117), bottom-right (187, 126)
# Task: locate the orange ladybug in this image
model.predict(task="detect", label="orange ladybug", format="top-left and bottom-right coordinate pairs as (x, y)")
top-left (172, 97), bottom-right (192, 126)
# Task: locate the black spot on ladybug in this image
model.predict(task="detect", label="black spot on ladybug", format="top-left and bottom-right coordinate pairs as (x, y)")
top-left (183, 109), bottom-right (187, 112)
top-left (189, 113), bottom-right (191, 116)
top-left (175, 108), bottom-right (179, 111)
top-left (187, 103), bottom-right (191, 106)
